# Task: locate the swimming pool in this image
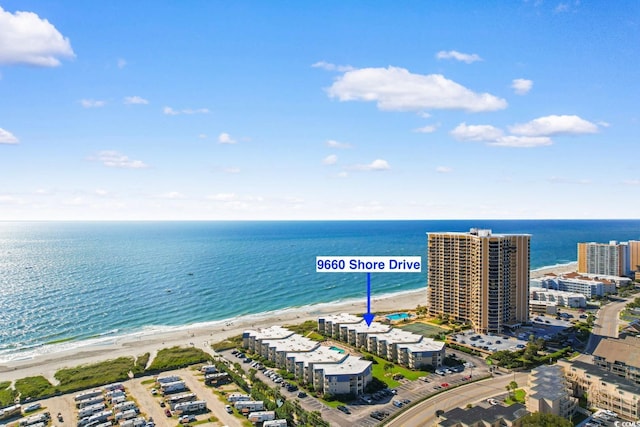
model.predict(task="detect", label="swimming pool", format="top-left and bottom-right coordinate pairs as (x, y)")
top-left (386, 313), bottom-right (411, 321)
top-left (329, 346), bottom-right (346, 354)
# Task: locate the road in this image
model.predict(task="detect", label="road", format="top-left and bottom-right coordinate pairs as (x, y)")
top-left (384, 372), bottom-right (529, 427)
top-left (577, 296), bottom-right (632, 362)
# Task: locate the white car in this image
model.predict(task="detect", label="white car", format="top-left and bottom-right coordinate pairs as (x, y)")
top-left (225, 405), bottom-right (232, 414)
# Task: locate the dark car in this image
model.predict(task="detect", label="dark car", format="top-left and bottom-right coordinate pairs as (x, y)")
top-left (297, 391), bottom-right (307, 398)
top-left (337, 405), bottom-right (351, 414)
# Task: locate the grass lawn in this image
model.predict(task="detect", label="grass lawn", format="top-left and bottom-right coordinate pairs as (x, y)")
top-left (399, 321), bottom-right (448, 337)
top-left (367, 353), bottom-right (429, 386)
top-left (320, 399), bottom-right (343, 408)
top-left (504, 389), bottom-right (526, 405)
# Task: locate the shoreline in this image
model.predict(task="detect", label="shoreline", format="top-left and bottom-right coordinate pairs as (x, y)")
top-left (0, 261), bottom-right (578, 382)
top-left (0, 288), bottom-right (427, 382)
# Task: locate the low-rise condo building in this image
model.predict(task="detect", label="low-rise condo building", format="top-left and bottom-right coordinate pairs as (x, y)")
top-left (318, 314), bottom-right (445, 369)
top-left (258, 334), bottom-right (320, 368)
top-left (529, 289), bottom-right (586, 308)
top-left (312, 355), bottom-right (372, 396)
top-left (286, 346), bottom-right (347, 386)
top-left (531, 272), bottom-right (617, 298)
top-left (243, 326), bottom-right (294, 353)
top-left (592, 336), bottom-right (640, 385)
top-left (243, 325), bottom-right (373, 396)
top-left (526, 364), bottom-right (576, 419)
top-left (558, 360), bottom-right (640, 421)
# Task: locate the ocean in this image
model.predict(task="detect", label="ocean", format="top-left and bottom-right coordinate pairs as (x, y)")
top-left (1, 219), bottom-right (638, 362)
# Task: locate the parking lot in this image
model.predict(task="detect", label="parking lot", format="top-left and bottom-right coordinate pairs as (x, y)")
top-left (7, 367), bottom-right (241, 427)
top-left (451, 314), bottom-right (577, 354)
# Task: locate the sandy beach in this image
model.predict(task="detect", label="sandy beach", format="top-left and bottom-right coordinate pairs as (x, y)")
top-left (530, 261), bottom-right (577, 279)
top-left (0, 289), bottom-right (427, 384)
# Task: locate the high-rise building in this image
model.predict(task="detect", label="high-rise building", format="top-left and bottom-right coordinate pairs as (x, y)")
top-left (427, 228), bottom-right (530, 334)
top-left (577, 241), bottom-right (633, 277)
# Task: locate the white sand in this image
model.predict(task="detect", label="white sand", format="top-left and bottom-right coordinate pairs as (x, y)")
top-left (0, 289), bottom-right (427, 383)
top-left (530, 261), bottom-right (577, 279)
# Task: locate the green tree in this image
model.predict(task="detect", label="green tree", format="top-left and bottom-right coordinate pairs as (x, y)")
top-left (521, 412), bottom-right (572, 427)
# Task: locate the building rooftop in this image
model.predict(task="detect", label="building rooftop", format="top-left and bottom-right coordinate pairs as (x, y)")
top-left (529, 365), bottom-right (570, 401)
top-left (368, 328), bottom-right (423, 345)
top-left (428, 228), bottom-right (531, 238)
top-left (349, 320), bottom-right (391, 334)
top-left (262, 334), bottom-right (320, 353)
top-left (560, 360), bottom-right (640, 395)
top-left (314, 354), bottom-right (372, 376)
top-left (287, 345), bottom-right (348, 367)
top-left (593, 336), bottom-right (640, 369)
top-left (243, 326), bottom-right (294, 341)
top-left (397, 338), bottom-right (445, 353)
top-left (319, 313), bottom-right (362, 325)
top-left (438, 403), bottom-right (529, 427)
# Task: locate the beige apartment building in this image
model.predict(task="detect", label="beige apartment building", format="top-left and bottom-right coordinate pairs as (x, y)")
top-left (427, 228), bottom-right (530, 334)
top-left (558, 360), bottom-right (640, 421)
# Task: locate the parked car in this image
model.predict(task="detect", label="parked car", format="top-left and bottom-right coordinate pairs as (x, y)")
top-left (225, 405), bottom-right (232, 413)
top-left (337, 405), bottom-right (351, 414)
top-left (179, 414), bottom-right (196, 424)
top-left (297, 391), bottom-right (307, 398)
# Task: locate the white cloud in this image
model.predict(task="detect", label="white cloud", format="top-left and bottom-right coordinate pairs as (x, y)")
top-left (326, 139), bottom-right (352, 149)
top-left (222, 167), bottom-right (240, 174)
top-left (490, 136), bottom-right (553, 147)
top-left (451, 123), bottom-right (552, 147)
top-left (548, 176), bottom-right (592, 185)
top-left (311, 61), bottom-right (354, 72)
top-left (450, 123), bottom-right (504, 141)
top-left (436, 166), bottom-right (453, 173)
top-left (509, 115), bottom-right (599, 136)
top-left (124, 96), bottom-right (148, 105)
top-left (0, 128), bottom-right (19, 144)
top-left (323, 154), bottom-right (338, 165)
top-left (163, 106), bottom-right (179, 116)
top-left (353, 159), bottom-right (391, 171)
top-left (413, 124), bottom-right (438, 133)
top-left (94, 151), bottom-right (148, 169)
top-left (198, 134), bottom-right (207, 139)
top-left (218, 132), bottom-right (237, 144)
top-left (327, 66), bottom-right (507, 113)
top-left (163, 106), bottom-right (209, 115)
top-left (511, 78), bottom-right (533, 95)
top-left (0, 6), bottom-right (75, 67)
top-left (623, 179), bottom-right (640, 186)
top-left (80, 99), bottom-right (106, 108)
top-left (117, 58), bottom-right (127, 69)
top-left (94, 189), bottom-right (109, 196)
top-left (435, 50), bottom-right (483, 64)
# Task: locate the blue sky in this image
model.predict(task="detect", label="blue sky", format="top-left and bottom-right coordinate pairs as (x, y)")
top-left (0, 1), bottom-right (638, 220)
